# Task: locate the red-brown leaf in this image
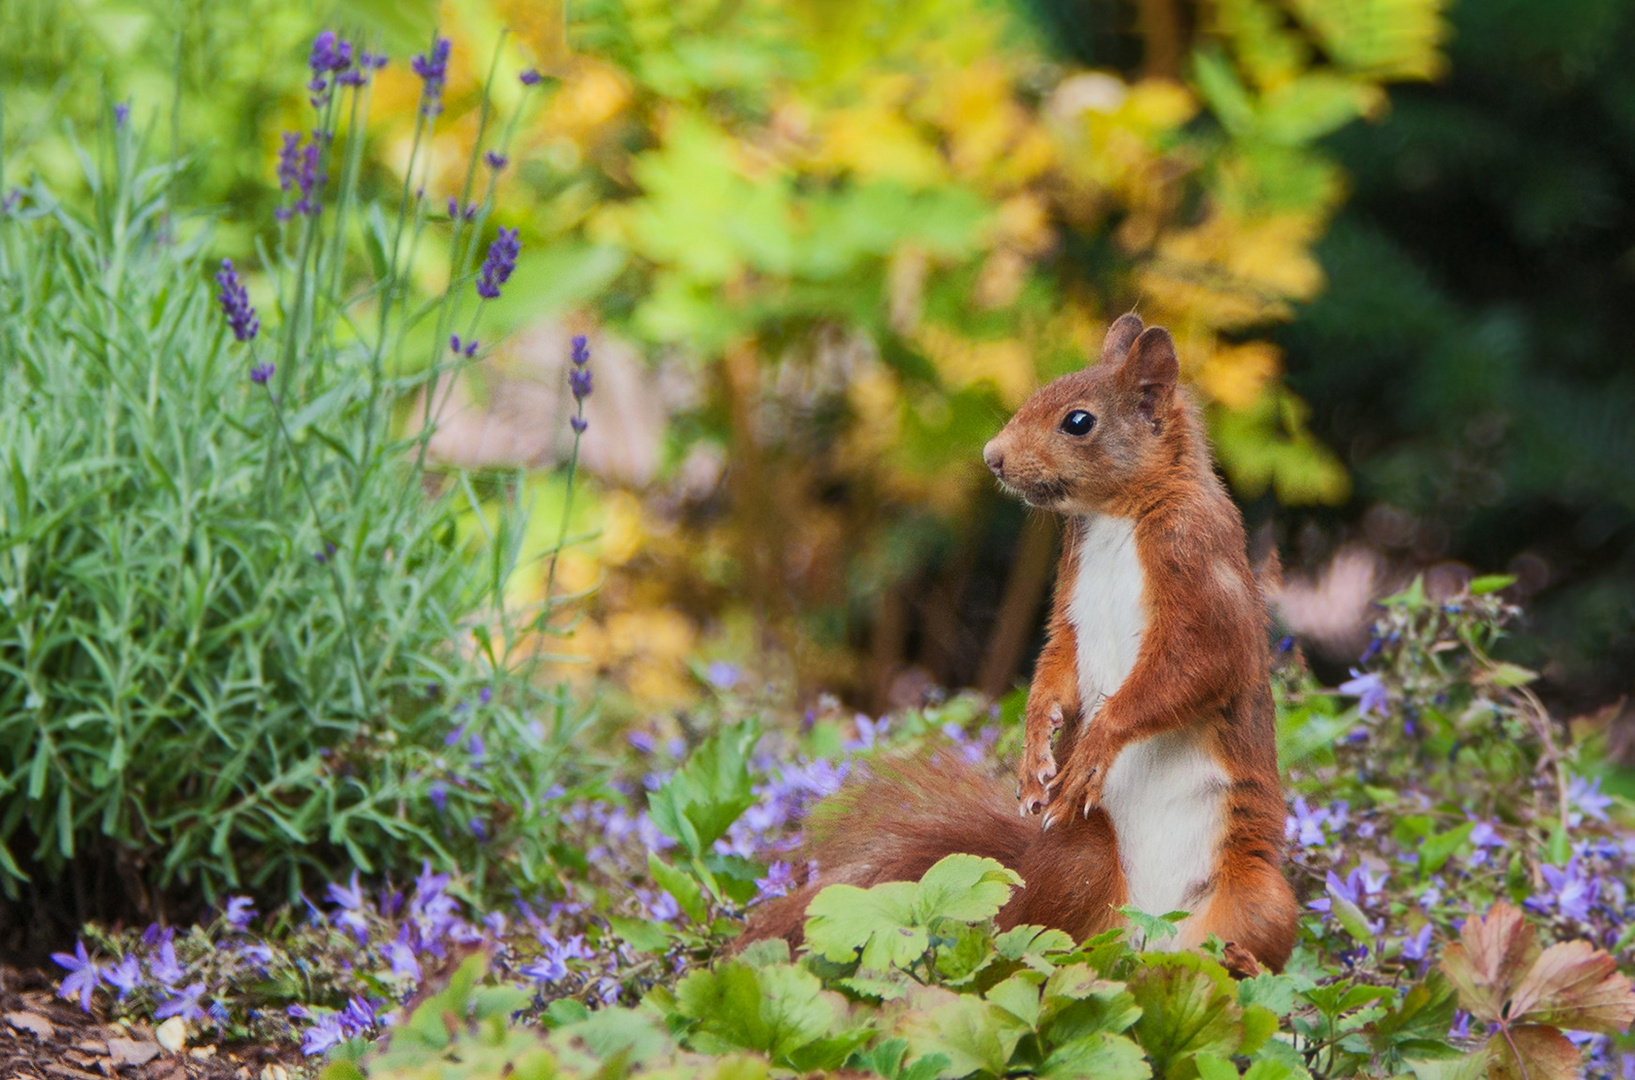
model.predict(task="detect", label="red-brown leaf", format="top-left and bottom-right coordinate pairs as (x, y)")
top-left (1439, 901), bottom-right (1539, 1023)
top-left (1486, 1025), bottom-right (1583, 1080)
top-left (1507, 938), bottom-right (1635, 1034)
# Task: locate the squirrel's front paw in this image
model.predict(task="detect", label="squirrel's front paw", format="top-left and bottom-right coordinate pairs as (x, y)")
top-left (1041, 740), bottom-right (1114, 830)
top-left (1017, 704), bottom-right (1064, 817)
top-left (1017, 747), bottom-right (1058, 817)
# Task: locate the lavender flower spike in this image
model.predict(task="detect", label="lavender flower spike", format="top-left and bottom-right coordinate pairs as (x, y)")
top-left (569, 365), bottom-right (592, 403)
top-left (520, 69), bottom-right (543, 86)
top-left (411, 36), bottom-right (452, 115)
top-left (484, 151), bottom-right (509, 172)
top-left (476, 227), bottom-right (520, 299)
top-left (250, 362), bottom-right (276, 386)
top-left (215, 260), bottom-right (260, 342)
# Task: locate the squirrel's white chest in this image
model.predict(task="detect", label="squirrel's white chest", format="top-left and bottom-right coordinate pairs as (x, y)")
top-left (1066, 514), bottom-right (1227, 927)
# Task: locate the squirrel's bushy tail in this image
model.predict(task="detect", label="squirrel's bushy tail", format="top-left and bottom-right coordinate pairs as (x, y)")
top-left (741, 754), bottom-right (1122, 949)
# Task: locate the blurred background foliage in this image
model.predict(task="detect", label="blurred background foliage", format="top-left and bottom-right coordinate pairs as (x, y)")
top-left (6, 0), bottom-right (1629, 735)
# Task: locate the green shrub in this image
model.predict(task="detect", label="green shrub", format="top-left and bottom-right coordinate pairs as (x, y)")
top-left (0, 84), bottom-right (580, 913)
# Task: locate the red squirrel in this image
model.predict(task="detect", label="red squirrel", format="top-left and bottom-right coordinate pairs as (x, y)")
top-left (742, 315), bottom-right (1297, 973)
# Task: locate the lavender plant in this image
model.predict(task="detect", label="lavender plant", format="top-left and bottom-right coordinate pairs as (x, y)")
top-left (0, 33), bottom-right (591, 931)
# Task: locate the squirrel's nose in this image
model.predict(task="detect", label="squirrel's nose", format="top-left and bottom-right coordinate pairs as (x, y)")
top-left (983, 439), bottom-right (1005, 476)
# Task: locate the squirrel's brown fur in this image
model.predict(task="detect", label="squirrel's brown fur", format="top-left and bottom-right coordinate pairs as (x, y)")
top-left (741, 315), bottom-right (1297, 973)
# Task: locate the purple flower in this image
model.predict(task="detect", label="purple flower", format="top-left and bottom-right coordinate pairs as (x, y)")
top-left (571, 334), bottom-right (590, 365)
top-left (705, 661), bottom-right (739, 691)
top-left (450, 334), bottom-right (479, 358)
top-left (483, 911), bottom-right (508, 935)
top-left (411, 37), bottom-right (452, 115)
top-left (388, 929), bottom-right (422, 982)
top-left (250, 362), bottom-right (276, 385)
top-left (240, 943), bottom-right (276, 969)
top-left (1285, 796), bottom-right (1329, 849)
top-left (215, 260), bottom-right (260, 342)
top-left (103, 956), bottom-right (143, 999)
top-left (307, 31), bottom-right (354, 105)
top-left (479, 686), bottom-right (493, 705)
top-left (1534, 859), bottom-right (1598, 922)
top-left (428, 780), bottom-right (448, 812)
top-left (223, 895), bottom-right (256, 931)
top-left (1567, 774), bottom-right (1614, 826)
top-left (466, 732), bottom-right (486, 762)
top-left (521, 931), bottom-right (591, 984)
top-left (113, 101), bottom-right (130, 126)
top-left (470, 816), bottom-right (488, 841)
top-left (51, 941), bottom-right (101, 1012)
top-left (1338, 669), bottom-right (1389, 718)
top-left (327, 870), bottom-right (372, 937)
top-left (484, 151), bottom-right (509, 171)
top-left (628, 730), bottom-right (656, 753)
top-left (1401, 923), bottom-right (1434, 963)
top-left (520, 69), bottom-right (542, 86)
top-left (476, 227), bottom-right (520, 299)
top-left (340, 997), bottom-right (377, 1035)
top-left (755, 861), bottom-right (794, 901)
top-left (570, 415), bottom-right (588, 434)
top-left (154, 982), bottom-right (207, 1022)
top-left (569, 366), bottom-right (593, 402)
top-left (148, 938), bottom-right (184, 986)
top-left (1310, 866), bottom-right (1386, 912)
top-left (298, 1010), bottom-right (349, 1056)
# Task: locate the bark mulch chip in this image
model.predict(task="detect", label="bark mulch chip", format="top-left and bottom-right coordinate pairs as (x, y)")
top-left (0, 968), bottom-right (302, 1080)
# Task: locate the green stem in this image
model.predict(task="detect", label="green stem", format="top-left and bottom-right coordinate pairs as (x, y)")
top-left (542, 401), bottom-right (586, 613)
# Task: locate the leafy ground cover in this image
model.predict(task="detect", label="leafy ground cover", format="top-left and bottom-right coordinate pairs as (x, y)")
top-left (34, 578), bottom-right (1635, 1079)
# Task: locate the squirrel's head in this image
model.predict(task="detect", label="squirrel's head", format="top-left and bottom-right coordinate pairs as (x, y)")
top-left (982, 313), bottom-right (1183, 515)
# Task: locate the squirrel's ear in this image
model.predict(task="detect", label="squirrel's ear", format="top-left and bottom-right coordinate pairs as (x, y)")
top-left (1098, 313), bottom-right (1144, 367)
top-left (1122, 327), bottom-right (1179, 425)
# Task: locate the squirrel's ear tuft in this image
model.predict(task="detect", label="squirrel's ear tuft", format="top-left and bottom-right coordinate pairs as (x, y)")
top-left (1123, 326), bottom-right (1179, 391)
top-left (1098, 313), bottom-right (1144, 367)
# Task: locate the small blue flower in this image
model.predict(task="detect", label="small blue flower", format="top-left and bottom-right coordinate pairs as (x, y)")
top-left (428, 780), bottom-right (449, 813)
top-left (1567, 774), bottom-right (1614, 826)
top-left (484, 151), bottom-right (509, 171)
top-left (250, 362), bottom-right (276, 385)
top-left (51, 941), bottom-right (101, 1012)
top-left (155, 982), bottom-right (207, 1022)
top-left (1338, 669), bottom-right (1389, 718)
top-left (113, 101), bottom-right (130, 126)
top-left (520, 69), bottom-right (542, 86)
top-left (1400, 923), bottom-right (1434, 963)
top-left (103, 956), bottom-right (143, 1000)
top-left (223, 895), bottom-right (256, 931)
top-left (148, 938), bottom-right (184, 986)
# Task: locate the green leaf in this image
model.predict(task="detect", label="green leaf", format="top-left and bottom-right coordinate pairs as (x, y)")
top-left (1040, 1033), bottom-right (1152, 1080)
top-left (1128, 953), bottom-right (1243, 1077)
top-left (806, 880), bottom-right (924, 969)
top-left (897, 990), bottom-right (1028, 1079)
top-left (995, 924), bottom-right (1076, 963)
top-left (1192, 47), bottom-right (1258, 135)
top-left (1239, 973), bottom-right (1302, 1017)
top-left (738, 938), bottom-right (791, 969)
top-left (473, 984), bottom-right (532, 1020)
top-left (608, 915), bottom-right (674, 953)
top-left (914, 854), bottom-right (1023, 924)
top-left (986, 972), bottom-right (1045, 1028)
top-left (1469, 575), bottom-right (1515, 595)
top-left (934, 922), bottom-right (997, 986)
top-left (647, 721), bottom-right (761, 858)
top-left (1420, 822), bottom-right (1475, 875)
top-left (1257, 74), bottom-right (1381, 144)
top-left (649, 852), bottom-right (709, 923)
top-left (1193, 1053), bottom-right (1239, 1080)
top-left (1120, 905), bottom-right (1191, 947)
top-left (1328, 889), bottom-right (1376, 945)
top-left (1485, 662), bottom-right (1539, 688)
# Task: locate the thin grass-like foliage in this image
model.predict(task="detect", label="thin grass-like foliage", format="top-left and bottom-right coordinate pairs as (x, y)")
top-left (0, 42), bottom-right (584, 916)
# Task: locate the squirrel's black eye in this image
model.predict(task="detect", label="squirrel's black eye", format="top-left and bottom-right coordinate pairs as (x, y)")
top-left (1060, 410), bottom-right (1095, 437)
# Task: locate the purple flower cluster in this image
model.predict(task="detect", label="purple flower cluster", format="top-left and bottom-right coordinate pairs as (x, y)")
top-left (275, 131), bottom-right (326, 220)
top-left (476, 227), bottom-right (520, 299)
top-left (290, 997), bottom-right (379, 1056)
top-left (215, 259), bottom-right (259, 342)
top-left (306, 32), bottom-right (385, 106)
top-left (568, 335), bottom-right (592, 432)
top-left (484, 150), bottom-right (509, 172)
top-left (410, 37), bottom-right (452, 115)
top-left (450, 334), bottom-right (480, 358)
top-left (1338, 668), bottom-right (1389, 717)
